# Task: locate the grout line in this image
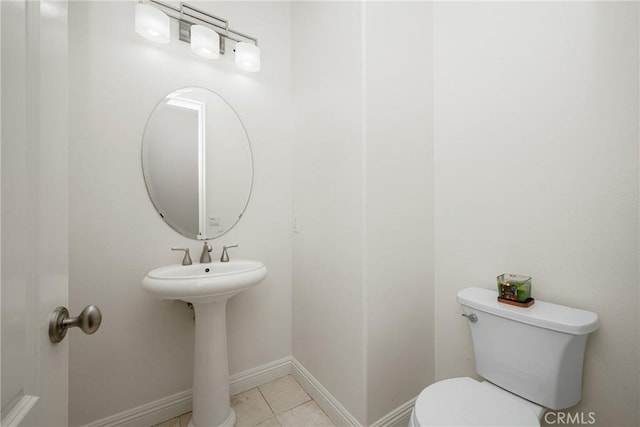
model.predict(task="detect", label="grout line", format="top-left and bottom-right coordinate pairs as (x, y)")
top-left (256, 386), bottom-right (277, 419)
top-left (276, 398), bottom-right (332, 425)
top-left (255, 376), bottom-right (315, 421)
top-left (286, 399), bottom-right (311, 413)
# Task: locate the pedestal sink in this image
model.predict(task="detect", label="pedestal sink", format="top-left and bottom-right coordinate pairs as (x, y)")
top-left (142, 260), bottom-right (267, 427)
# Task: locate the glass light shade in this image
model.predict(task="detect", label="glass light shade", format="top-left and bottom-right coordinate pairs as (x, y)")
top-left (135, 3), bottom-right (170, 44)
top-left (190, 25), bottom-right (220, 60)
top-left (235, 42), bottom-right (261, 72)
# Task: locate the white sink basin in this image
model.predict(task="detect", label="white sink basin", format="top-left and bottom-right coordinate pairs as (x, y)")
top-left (142, 259), bottom-right (268, 427)
top-left (142, 259), bottom-right (267, 303)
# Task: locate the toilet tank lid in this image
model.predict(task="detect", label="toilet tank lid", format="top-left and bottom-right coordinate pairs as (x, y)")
top-left (457, 287), bottom-right (599, 335)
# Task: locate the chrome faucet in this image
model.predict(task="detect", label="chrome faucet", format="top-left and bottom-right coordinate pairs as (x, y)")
top-left (200, 241), bottom-right (213, 263)
top-left (220, 244), bottom-right (238, 262)
top-left (171, 247), bottom-right (192, 265)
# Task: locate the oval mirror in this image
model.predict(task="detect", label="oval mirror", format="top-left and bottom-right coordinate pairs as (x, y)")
top-left (142, 87), bottom-right (253, 240)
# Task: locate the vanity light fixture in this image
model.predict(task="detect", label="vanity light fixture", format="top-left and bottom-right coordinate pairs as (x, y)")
top-left (235, 42), bottom-right (261, 73)
top-left (135, 3), bottom-right (170, 44)
top-left (135, 0), bottom-right (261, 72)
top-left (190, 25), bottom-right (220, 60)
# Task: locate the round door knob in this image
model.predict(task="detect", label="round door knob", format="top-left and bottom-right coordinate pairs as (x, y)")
top-left (74, 305), bottom-right (102, 335)
top-left (49, 305), bottom-right (102, 343)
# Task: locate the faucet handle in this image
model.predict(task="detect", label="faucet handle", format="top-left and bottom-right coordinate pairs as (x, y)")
top-left (171, 247), bottom-right (192, 265)
top-left (220, 244), bottom-right (238, 263)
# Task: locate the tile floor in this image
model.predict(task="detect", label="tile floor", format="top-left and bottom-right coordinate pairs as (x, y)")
top-left (154, 375), bottom-right (335, 427)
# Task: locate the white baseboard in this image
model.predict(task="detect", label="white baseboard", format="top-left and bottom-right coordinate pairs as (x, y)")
top-left (83, 389), bottom-right (192, 427)
top-left (82, 356), bottom-right (412, 427)
top-left (369, 397), bottom-right (415, 427)
top-left (290, 358), bottom-right (362, 427)
top-left (1, 394), bottom-right (40, 427)
top-left (229, 356), bottom-right (292, 396)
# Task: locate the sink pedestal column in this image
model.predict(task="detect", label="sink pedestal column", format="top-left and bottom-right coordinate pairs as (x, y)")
top-left (142, 260), bottom-right (268, 426)
top-left (188, 298), bottom-right (236, 427)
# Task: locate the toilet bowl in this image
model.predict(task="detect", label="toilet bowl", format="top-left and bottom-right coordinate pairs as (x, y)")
top-left (409, 377), bottom-right (544, 427)
top-left (409, 287), bottom-right (598, 427)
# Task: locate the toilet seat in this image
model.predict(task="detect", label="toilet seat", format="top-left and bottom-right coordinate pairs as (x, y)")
top-left (411, 377), bottom-right (541, 427)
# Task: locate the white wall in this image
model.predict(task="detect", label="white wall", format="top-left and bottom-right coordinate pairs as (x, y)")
top-left (291, 2), bottom-right (366, 422)
top-left (433, 2), bottom-right (639, 426)
top-left (364, 2), bottom-right (434, 423)
top-left (68, 2), bottom-right (292, 425)
top-left (292, 2), bottom-right (435, 424)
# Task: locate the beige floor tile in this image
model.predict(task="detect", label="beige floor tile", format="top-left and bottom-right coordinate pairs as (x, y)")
top-left (178, 412), bottom-right (192, 427)
top-left (255, 416), bottom-right (282, 427)
top-left (258, 375), bottom-right (311, 414)
top-left (154, 417), bottom-right (181, 427)
top-left (231, 387), bottom-right (274, 427)
top-left (277, 401), bottom-right (334, 427)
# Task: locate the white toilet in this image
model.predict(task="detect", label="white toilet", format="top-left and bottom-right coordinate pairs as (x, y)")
top-left (410, 287), bottom-right (599, 427)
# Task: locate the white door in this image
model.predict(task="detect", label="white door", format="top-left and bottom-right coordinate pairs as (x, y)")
top-left (1, 1), bottom-right (70, 425)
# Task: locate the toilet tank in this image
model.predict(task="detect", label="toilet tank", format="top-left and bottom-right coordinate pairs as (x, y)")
top-left (457, 287), bottom-right (598, 410)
